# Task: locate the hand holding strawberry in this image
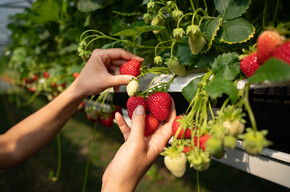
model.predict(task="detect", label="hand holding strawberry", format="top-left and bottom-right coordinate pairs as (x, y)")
top-left (71, 48), bottom-right (144, 98)
top-left (102, 102), bottom-right (176, 191)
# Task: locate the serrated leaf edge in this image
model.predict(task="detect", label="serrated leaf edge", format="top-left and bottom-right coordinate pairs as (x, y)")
top-left (223, 0), bottom-right (251, 20)
top-left (205, 17), bottom-right (223, 52)
top-left (220, 22), bottom-right (255, 44)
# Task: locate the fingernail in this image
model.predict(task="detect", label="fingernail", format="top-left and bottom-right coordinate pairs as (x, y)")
top-left (135, 105), bottom-right (144, 115)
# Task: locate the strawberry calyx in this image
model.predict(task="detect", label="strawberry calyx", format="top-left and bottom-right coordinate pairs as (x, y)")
top-left (187, 148), bottom-right (210, 171)
top-left (239, 128), bottom-right (271, 156)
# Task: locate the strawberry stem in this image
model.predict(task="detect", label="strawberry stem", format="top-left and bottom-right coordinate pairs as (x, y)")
top-left (49, 133), bottom-right (62, 181)
top-left (196, 170), bottom-right (200, 192)
top-left (82, 122), bottom-right (97, 192)
top-left (243, 84), bottom-right (257, 132)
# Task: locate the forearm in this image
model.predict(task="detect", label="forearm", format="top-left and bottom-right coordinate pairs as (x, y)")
top-left (0, 81), bottom-right (85, 168)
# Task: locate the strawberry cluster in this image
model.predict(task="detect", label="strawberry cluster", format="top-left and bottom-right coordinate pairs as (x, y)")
top-left (240, 30), bottom-right (289, 77)
top-left (85, 103), bottom-right (122, 127)
top-left (127, 91), bottom-right (172, 136)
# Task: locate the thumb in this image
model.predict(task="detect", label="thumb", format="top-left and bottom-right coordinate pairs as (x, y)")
top-left (109, 75), bottom-right (134, 87)
top-left (128, 105), bottom-right (146, 143)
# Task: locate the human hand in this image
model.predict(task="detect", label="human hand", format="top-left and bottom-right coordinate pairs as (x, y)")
top-left (101, 101), bottom-right (176, 192)
top-left (72, 48), bottom-right (144, 98)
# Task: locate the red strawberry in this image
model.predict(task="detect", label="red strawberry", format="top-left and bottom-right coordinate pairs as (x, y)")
top-left (171, 115), bottom-right (192, 139)
top-left (29, 87), bottom-right (37, 93)
top-left (99, 113), bottom-right (114, 127)
top-left (194, 133), bottom-right (211, 151)
top-left (51, 82), bottom-right (57, 88)
top-left (147, 92), bottom-right (172, 121)
top-left (43, 72), bottom-right (50, 78)
top-left (257, 30), bottom-right (285, 64)
top-left (272, 41), bottom-right (290, 64)
top-left (32, 74), bottom-right (38, 81)
top-left (127, 96), bottom-right (147, 119)
top-left (73, 72), bottom-right (80, 79)
top-left (240, 52), bottom-right (261, 77)
top-left (78, 101), bottom-right (85, 111)
top-left (183, 145), bottom-right (194, 154)
top-left (145, 114), bottom-right (159, 136)
top-left (120, 60), bottom-right (141, 77)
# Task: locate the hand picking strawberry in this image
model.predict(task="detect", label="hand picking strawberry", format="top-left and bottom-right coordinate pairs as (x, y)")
top-left (0, 49), bottom-right (144, 169)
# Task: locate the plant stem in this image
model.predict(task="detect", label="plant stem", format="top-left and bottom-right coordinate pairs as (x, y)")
top-left (189, 0), bottom-right (195, 12)
top-left (243, 85), bottom-right (257, 132)
top-left (196, 170), bottom-right (200, 192)
top-left (82, 122), bottom-right (97, 192)
top-left (50, 133), bottom-right (62, 181)
top-left (273, 0), bottom-right (280, 25)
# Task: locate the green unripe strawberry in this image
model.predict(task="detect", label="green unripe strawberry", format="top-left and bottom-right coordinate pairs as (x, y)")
top-left (206, 137), bottom-right (225, 158)
top-left (172, 9), bottom-right (183, 21)
top-left (240, 128), bottom-right (271, 156)
top-left (224, 135), bottom-right (237, 149)
top-left (187, 148), bottom-right (210, 171)
top-left (166, 57), bottom-right (186, 76)
top-left (151, 15), bottom-right (164, 34)
top-left (154, 56), bottom-right (163, 65)
top-left (188, 35), bottom-right (206, 55)
top-left (173, 28), bottom-right (185, 41)
top-left (186, 25), bottom-right (200, 40)
top-left (143, 13), bottom-right (151, 24)
top-left (126, 78), bottom-right (139, 97)
top-left (147, 1), bottom-right (155, 12)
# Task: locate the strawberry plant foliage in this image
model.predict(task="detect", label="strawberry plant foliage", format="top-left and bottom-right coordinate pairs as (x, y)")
top-left (2, 0), bottom-right (290, 190)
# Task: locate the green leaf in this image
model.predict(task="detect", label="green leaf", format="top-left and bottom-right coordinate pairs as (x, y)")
top-left (176, 39), bottom-right (197, 66)
top-left (135, 25), bottom-right (165, 36)
top-left (201, 16), bottom-right (223, 52)
top-left (113, 29), bottom-right (137, 38)
top-left (196, 49), bottom-right (218, 69)
top-left (182, 76), bottom-right (203, 103)
top-left (205, 77), bottom-right (238, 103)
top-left (212, 52), bottom-right (240, 80)
top-left (219, 18), bottom-right (255, 44)
top-left (248, 58), bottom-right (290, 84)
top-left (214, 0), bottom-right (251, 20)
top-left (77, 0), bottom-right (104, 13)
top-left (31, 0), bottom-right (61, 23)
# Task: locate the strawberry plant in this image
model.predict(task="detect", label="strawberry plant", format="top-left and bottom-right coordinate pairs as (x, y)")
top-left (1, 0), bottom-right (290, 191)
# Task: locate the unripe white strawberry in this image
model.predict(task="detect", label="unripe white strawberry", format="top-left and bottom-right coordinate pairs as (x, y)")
top-left (223, 120), bottom-right (245, 137)
top-left (86, 107), bottom-right (99, 121)
top-left (126, 78), bottom-right (139, 97)
top-left (164, 152), bottom-right (187, 177)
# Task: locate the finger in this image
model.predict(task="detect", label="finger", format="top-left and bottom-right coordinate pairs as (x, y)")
top-left (109, 65), bottom-right (121, 75)
top-left (108, 74), bottom-right (134, 88)
top-left (128, 105), bottom-right (146, 143)
top-left (101, 48), bottom-right (144, 62)
top-left (115, 112), bottom-right (131, 141)
top-left (111, 59), bottom-right (128, 66)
